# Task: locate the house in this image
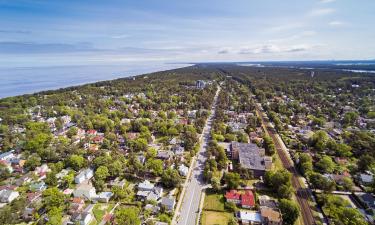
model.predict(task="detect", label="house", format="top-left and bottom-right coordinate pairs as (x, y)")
top-left (258, 195), bottom-right (278, 209)
top-left (73, 183), bottom-right (97, 200)
top-left (196, 80), bottom-right (207, 89)
top-left (0, 150), bottom-right (14, 161)
top-left (97, 192), bottom-right (113, 203)
top-left (138, 180), bottom-right (154, 191)
top-left (231, 142), bottom-right (272, 178)
top-left (241, 191), bottom-right (255, 209)
top-left (73, 212), bottom-right (94, 225)
top-left (137, 186), bottom-right (163, 202)
top-left (172, 145), bottom-right (185, 155)
top-left (260, 207), bottom-right (282, 225)
top-left (69, 198), bottom-right (85, 215)
top-left (155, 222), bottom-right (169, 225)
top-left (75, 168), bottom-right (94, 184)
top-left (0, 189), bottom-right (19, 203)
top-left (109, 178), bottom-right (126, 188)
top-left (356, 193), bottom-right (375, 210)
top-left (157, 150), bottom-right (174, 160)
top-left (225, 190), bottom-right (241, 204)
top-left (145, 204), bottom-right (160, 214)
top-left (30, 181), bottom-right (47, 192)
top-left (161, 196), bottom-right (175, 211)
top-left (237, 211), bottom-right (262, 225)
top-left (359, 173), bottom-right (374, 184)
top-left (87, 130), bottom-right (97, 136)
top-left (178, 164), bottom-right (189, 177)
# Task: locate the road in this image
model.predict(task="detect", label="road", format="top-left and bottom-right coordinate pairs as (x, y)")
top-left (174, 85), bottom-right (221, 225)
top-left (255, 106), bottom-right (316, 225)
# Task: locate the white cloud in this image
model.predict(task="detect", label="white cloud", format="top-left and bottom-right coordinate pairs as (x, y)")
top-left (238, 44), bottom-right (310, 55)
top-left (329, 20), bottom-right (344, 26)
top-left (111, 34), bottom-right (130, 39)
top-left (309, 8), bottom-right (336, 16)
top-left (319, 0), bottom-right (336, 4)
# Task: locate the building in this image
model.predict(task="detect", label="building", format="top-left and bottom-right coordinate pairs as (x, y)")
top-left (178, 164), bottom-right (189, 177)
top-left (225, 190), bottom-right (241, 204)
top-left (237, 211), bottom-right (262, 225)
top-left (260, 207), bottom-right (283, 225)
top-left (241, 191), bottom-right (255, 209)
top-left (138, 180), bottom-right (154, 191)
top-left (73, 183), bottom-right (97, 200)
top-left (0, 190), bottom-right (19, 203)
top-left (97, 192), bottom-right (113, 203)
top-left (75, 168), bottom-right (94, 184)
top-left (0, 150), bottom-right (14, 161)
top-left (231, 142), bottom-right (272, 178)
top-left (196, 80), bottom-right (207, 89)
top-left (161, 196), bottom-right (175, 211)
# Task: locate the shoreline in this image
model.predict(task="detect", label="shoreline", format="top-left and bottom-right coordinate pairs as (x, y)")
top-left (0, 63), bottom-right (192, 99)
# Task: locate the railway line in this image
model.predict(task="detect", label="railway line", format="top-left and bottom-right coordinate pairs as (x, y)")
top-left (256, 107), bottom-right (316, 225)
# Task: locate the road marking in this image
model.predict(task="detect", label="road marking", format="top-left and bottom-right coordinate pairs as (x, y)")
top-left (184, 182), bottom-right (197, 225)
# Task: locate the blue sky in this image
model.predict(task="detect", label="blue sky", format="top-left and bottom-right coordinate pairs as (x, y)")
top-left (0, 0), bottom-right (374, 67)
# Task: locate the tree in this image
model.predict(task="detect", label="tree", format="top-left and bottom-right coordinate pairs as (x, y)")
top-left (62, 171), bottom-right (75, 188)
top-left (43, 187), bottom-right (66, 211)
top-left (343, 112), bottom-right (358, 127)
top-left (264, 170), bottom-right (293, 198)
top-left (279, 199), bottom-right (300, 225)
top-left (310, 130), bottom-right (329, 151)
top-left (316, 156), bottom-right (335, 173)
top-left (95, 166), bottom-right (109, 181)
top-left (161, 168), bottom-right (182, 188)
top-left (358, 154), bottom-right (375, 172)
top-left (66, 154), bottom-right (85, 171)
top-left (146, 159), bottom-right (163, 176)
top-left (225, 201), bottom-right (237, 212)
top-left (338, 207), bottom-right (367, 225)
top-left (115, 207), bottom-right (141, 225)
top-left (45, 172), bottom-right (58, 186)
top-left (211, 176), bottom-right (221, 192)
top-left (224, 172), bottom-right (240, 189)
top-left (24, 154), bottom-right (41, 171)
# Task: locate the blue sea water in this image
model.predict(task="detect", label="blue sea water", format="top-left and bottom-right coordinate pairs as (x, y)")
top-left (0, 63), bottom-right (190, 99)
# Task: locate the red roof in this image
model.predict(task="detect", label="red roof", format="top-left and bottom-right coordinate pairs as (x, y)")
top-left (87, 130), bottom-right (97, 135)
top-left (72, 197), bottom-right (84, 204)
top-left (241, 190), bottom-right (255, 207)
top-left (225, 190), bottom-right (241, 200)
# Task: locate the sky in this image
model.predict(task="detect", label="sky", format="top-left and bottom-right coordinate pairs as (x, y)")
top-left (0, 0), bottom-right (374, 68)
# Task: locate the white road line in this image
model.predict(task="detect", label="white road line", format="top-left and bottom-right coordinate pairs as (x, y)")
top-left (184, 182), bottom-right (196, 225)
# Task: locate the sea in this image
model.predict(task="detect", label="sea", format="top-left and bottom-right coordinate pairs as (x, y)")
top-left (0, 63), bottom-right (191, 99)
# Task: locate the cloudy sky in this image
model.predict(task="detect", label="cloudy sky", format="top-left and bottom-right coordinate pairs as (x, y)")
top-left (0, 0), bottom-right (374, 67)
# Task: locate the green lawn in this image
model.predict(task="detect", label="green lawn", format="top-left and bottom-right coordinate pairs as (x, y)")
top-left (203, 190), bottom-right (225, 211)
top-left (201, 211), bottom-right (233, 225)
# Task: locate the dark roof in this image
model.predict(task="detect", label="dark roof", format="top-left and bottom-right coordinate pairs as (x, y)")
top-left (232, 142), bottom-right (266, 171)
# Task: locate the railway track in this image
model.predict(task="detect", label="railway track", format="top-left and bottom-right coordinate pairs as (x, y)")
top-left (256, 108), bottom-right (316, 225)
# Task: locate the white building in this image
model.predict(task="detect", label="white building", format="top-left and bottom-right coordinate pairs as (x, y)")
top-left (178, 164), bottom-right (189, 177)
top-left (0, 190), bottom-right (19, 203)
top-left (75, 168), bottom-right (94, 184)
top-left (73, 183), bottom-right (97, 200)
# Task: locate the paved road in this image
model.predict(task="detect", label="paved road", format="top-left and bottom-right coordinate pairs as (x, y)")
top-left (175, 86), bottom-right (221, 225)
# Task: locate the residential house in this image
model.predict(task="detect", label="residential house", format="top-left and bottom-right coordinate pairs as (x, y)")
top-left (138, 180), bottom-right (154, 191)
top-left (258, 195), bottom-right (278, 209)
top-left (359, 173), bottom-right (374, 185)
top-left (237, 211), bottom-right (262, 225)
top-left (73, 183), bottom-right (97, 200)
top-left (157, 150), bottom-right (174, 160)
top-left (30, 181), bottom-right (47, 192)
top-left (109, 178), bottom-right (126, 188)
top-left (260, 207), bottom-right (282, 225)
top-left (225, 190), bottom-right (241, 204)
top-left (75, 168), bottom-right (94, 184)
top-left (96, 192), bottom-right (113, 203)
top-left (0, 150), bottom-right (15, 161)
top-left (145, 204), bottom-right (160, 214)
top-left (178, 164), bottom-right (189, 177)
top-left (161, 196), bottom-right (175, 211)
top-left (241, 191), bottom-right (255, 209)
top-left (0, 189), bottom-right (19, 203)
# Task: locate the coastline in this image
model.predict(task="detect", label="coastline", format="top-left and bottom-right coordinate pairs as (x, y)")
top-left (0, 63), bottom-right (192, 99)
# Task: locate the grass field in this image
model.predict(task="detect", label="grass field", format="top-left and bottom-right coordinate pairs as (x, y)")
top-left (203, 190), bottom-right (225, 211)
top-left (201, 211), bottom-right (233, 225)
